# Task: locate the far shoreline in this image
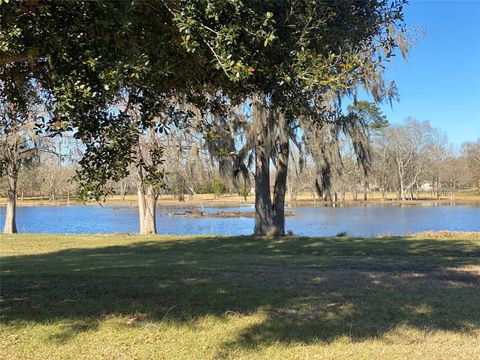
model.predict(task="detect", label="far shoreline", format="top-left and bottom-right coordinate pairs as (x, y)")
top-left (1, 191), bottom-right (479, 208)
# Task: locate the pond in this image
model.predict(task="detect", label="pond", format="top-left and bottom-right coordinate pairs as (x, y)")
top-left (1, 203), bottom-right (479, 236)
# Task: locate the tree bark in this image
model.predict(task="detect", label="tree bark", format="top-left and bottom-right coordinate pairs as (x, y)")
top-left (271, 114), bottom-right (289, 236)
top-left (400, 181), bottom-right (406, 201)
top-left (252, 99), bottom-right (290, 237)
top-left (4, 171), bottom-right (18, 234)
top-left (120, 180), bottom-right (127, 200)
top-left (314, 179), bottom-right (323, 200)
top-left (253, 96), bottom-right (277, 236)
top-left (396, 159), bottom-right (406, 200)
top-left (254, 136), bottom-right (273, 236)
top-left (137, 179), bottom-right (157, 234)
top-left (137, 182), bottom-right (147, 233)
top-left (135, 141), bottom-right (157, 235)
top-left (143, 186), bottom-right (157, 234)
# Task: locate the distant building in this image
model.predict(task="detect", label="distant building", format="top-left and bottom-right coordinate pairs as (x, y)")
top-left (419, 181), bottom-right (433, 192)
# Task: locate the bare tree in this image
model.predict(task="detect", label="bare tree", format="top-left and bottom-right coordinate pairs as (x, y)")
top-left (425, 129), bottom-right (449, 198)
top-left (287, 149), bottom-right (315, 201)
top-left (381, 119), bottom-right (433, 200)
top-left (462, 139), bottom-right (480, 191)
top-left (441, 149), bottom-right (468, 200)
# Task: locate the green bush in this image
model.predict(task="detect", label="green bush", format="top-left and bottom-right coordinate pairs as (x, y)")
top-left (212, 179), bottom-right (226, 197)
top-left (196, 182), bottom-right (214, 194)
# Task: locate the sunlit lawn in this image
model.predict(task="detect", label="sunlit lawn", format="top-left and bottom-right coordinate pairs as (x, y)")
top-left (1, 233), bottom-right (479, 359)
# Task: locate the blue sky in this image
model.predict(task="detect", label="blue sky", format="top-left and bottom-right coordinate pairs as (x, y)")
top-left (373, 0), bottom-right (480, 145)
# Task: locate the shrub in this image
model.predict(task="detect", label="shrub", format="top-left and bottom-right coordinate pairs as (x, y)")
top-left (212, 179), bottom-right (226, 198)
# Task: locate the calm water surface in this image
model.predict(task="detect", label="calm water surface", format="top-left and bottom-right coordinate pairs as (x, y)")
top-left (1, 203), bottom-right (479, 236)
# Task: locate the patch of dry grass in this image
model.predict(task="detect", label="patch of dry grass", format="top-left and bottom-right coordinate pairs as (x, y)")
top-left (2, 189), bottom-right (479, 208)
top-left (1, 233), bottom-right (479, 359)
top-left (414, 231), bottom-right (480, 240)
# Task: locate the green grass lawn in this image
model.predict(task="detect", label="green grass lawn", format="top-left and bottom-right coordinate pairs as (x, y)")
top-left (1, 233), bottom-right (479, 359)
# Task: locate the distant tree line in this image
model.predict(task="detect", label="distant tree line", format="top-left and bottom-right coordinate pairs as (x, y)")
top-left (3, 115), bottom-right (478, 206)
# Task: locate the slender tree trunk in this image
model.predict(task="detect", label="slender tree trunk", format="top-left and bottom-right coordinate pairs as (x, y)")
top-left (4, 170), bottom-right (18, 234)
top-left (399, 180), bottom-right (406, 201)
top-left (120, 180), bottom-right (127, 200)
top-left (137, 181), bottom-right (146, 233)
top-left (363, 180), bottom-right (368, 201)
top-left (136, 181), bottom-right (157, 234)
top-left (315, 179), bottom-right (323, 200)
top-left (143, 186), bottom-right (157, 234)
top-left (396, 160), bottom-right (406, 201)
top-left (137, 141), bottom-right (148, 234)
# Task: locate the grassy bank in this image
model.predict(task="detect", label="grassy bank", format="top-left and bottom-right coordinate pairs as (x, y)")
top-left (1, 233), bottom-right (479, 359)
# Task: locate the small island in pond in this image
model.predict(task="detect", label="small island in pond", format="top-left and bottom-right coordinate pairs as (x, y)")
top-left (169, 209), bottom-right (296, 218)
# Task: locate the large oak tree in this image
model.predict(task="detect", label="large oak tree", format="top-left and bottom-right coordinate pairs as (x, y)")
top-left (1, 0), bottom-right (410, 235)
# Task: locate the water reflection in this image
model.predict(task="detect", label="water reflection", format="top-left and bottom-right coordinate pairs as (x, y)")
top-left (0, 203), bottom-right (479, 236)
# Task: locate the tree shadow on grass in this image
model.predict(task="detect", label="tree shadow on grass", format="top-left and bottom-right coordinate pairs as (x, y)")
top-left (1, 235), bottom-right (479, 348)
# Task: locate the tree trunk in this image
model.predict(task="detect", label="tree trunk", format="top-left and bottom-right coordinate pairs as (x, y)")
top-left (315, 179), bottom-right (323, 200)
top-left (137, 181), bottom-right (157, 234)
top-left (400, 181), bottom-right (406, 201)
top-left (253, 96), bottom-right (276, 236)
top-left (143, 186), bottom-right (157, 234)
top-left (252, 99), bottom-right (290, 237)
top-left (136, 139), bottom-right (157, 235)
top-left (120, 180), bottom-right (127, 200)
top-left (396, 159), bottom-right (406, 201)
top-left (137, 181), bottom-right (146, 233)
top-left (363, 180), bottom-right (368, 201)
top-left (254, 137), bottom-right (273, 236)
top-left (4, 171), bottom-right (18, 234)
top-left (271, 114), bottom-right (289, 236)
